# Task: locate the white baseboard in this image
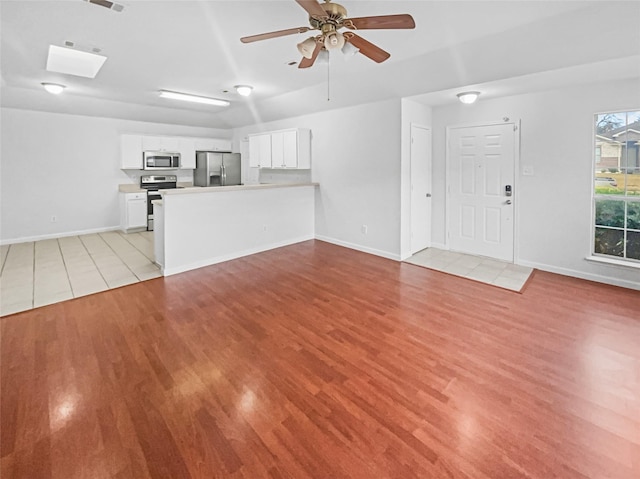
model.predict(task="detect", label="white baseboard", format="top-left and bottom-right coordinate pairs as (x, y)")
top-left (163, 234), bottom-right (315, 276)
top-left (517, 259), bottom-right (640, 291)
top-left (0, 226), bottom-right (122, 245)
top-left (314, 235), bottom-right (401, 261)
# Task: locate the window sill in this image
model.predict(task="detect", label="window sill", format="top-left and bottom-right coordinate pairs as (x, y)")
top-left (585, 255), bottom-right (640, 269)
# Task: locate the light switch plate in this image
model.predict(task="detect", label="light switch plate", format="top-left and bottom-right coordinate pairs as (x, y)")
top-left (522, 166), bottom-right (534, 176)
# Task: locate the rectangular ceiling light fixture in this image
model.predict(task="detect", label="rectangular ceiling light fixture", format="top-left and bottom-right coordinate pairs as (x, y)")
top-left (46, 45), bottom-right (107, 78)
top-left (159, 90), bottom-right (230, 107)
top-left (84, 0), bottom-right (124, 12)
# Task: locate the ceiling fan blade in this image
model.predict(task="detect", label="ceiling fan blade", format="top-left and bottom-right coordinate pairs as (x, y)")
top-left (298, 42), bottom-right (322, 69)
top-left (240, 26), bottom-right (310, 44)
top-left (345, 14), bottom-right (415, 30)
top-left (346, 34), bottom-right (390, 63)
top-left (295, 0), bottom-right (327, 19)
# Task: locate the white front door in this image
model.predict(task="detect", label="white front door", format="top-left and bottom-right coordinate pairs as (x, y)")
top-left (411, 125), bottom-right (432, 254)
top-left (448, 123), bottom-right (515, 261)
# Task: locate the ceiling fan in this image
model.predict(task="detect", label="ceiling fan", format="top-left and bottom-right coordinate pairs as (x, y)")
top-left (240, 0), bottom-right (415, 69)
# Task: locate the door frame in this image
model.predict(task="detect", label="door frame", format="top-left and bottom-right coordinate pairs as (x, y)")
top-left (445, 119), bottom-right (521, 263)
top-left (410, 123), bottom-right (432, 254)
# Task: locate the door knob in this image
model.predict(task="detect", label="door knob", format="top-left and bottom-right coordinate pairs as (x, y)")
top-left (426, 193), bottom-right (432, 198)
top-left (505, 199), bottom-right (512, 205)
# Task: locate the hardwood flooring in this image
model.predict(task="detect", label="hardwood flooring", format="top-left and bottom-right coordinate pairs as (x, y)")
top-left (1, 240), bottom-right (639, 479)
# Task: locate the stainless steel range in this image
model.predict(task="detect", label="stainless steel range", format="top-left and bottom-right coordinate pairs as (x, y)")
top-left (140, 175), bottom-right (177, 231)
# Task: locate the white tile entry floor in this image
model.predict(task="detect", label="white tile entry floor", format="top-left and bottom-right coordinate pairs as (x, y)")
top-left (0, 231), bottom-right (161, 317)
top-left (405, 247), bottom-right (533, 292)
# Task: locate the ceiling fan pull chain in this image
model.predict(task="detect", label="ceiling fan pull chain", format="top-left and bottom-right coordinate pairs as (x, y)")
top-left (327, 55), bottom-right (331, 102)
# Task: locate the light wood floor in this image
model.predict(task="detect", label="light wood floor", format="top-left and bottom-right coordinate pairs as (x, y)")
top-left (1, 240), bottom-right (639, 478)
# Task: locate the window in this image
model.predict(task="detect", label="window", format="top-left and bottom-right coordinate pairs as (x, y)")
top-left (593, 110), bottom-right (640, 262)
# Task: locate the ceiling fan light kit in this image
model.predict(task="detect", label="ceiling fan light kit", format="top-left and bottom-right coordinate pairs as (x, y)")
top-left (297, 37), bottom-right (318, 59)
top-left (240, 0), bottom-right (415, 69)
top-left (457, 91), bottom-right (481, 104)
top-left (324, 31), bottom-right (345, 50)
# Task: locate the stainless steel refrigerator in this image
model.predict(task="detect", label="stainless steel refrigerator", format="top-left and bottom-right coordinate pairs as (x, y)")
top-left (193, 151), bottom-right (241, 187)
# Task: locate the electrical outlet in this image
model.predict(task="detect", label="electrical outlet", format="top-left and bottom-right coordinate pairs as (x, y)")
top-left (51, 215), bottom-right (57, 223)
top-left (361, 225), bottom-right (368, 235)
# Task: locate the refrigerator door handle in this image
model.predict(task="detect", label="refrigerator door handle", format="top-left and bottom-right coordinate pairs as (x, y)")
top-left (221, 164), bottom-right (226, 186)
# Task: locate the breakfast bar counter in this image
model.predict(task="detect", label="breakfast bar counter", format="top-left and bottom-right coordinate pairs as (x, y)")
top-left (154, 183), bottom-right (318, 275)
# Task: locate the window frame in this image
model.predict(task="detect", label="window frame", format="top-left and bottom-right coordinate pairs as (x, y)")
top-left (590, 109), bottom-right (640, 267)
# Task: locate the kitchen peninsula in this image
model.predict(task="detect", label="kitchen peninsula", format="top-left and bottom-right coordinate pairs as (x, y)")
top-left (153, 183), bottom-right (318, 275)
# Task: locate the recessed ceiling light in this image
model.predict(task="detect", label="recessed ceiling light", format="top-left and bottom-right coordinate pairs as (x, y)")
top-left (46, 45), bottom-right (107, 79)
top-left (158, 90), bottom-right (230, 107)
top-left (456, 91), bottom-right (480, 104)
top-left (234, 85), bottom-right (253, 97)
top-left (41, 83), bottom-right (66, 94)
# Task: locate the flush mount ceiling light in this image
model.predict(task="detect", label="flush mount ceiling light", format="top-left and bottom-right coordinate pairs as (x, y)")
top-left (46, 45), bottom-right (107, 79)
top-left (234, 85), bottom-right (253, 97)
top-left (159, 90), bottom-right (230, 107)
top-left (41, 82), bottom-right (66, 94)
top-left (457, 91), bottom-right (480, 104)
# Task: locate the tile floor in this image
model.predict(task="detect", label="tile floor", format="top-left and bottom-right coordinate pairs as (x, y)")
top-left (405, 247), bottom-right (533, 292)
top-left (0, 231), bottom-right (161, 317)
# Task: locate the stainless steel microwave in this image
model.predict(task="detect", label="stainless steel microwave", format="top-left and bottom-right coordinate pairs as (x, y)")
top-left (143, 151), bottom-right (180, 170)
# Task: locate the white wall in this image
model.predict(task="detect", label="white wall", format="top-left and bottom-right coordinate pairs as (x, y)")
top-left (161, 186), bottom-right (315, 275)
top-left (400, 99), bottom-right (432, 259)
top-left (431, 78), bottom-right (640, 289)
top-left (233, 99), bottom-right (403, 259)
top-left (0, 107), bottom-right (230, 243)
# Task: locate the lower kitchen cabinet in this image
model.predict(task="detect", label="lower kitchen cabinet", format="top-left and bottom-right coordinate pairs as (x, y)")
top-left (120, 192), bottom-right (147, 232)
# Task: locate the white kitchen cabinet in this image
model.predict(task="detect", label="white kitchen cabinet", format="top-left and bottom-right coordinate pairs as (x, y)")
top-left (250, 129), bottom-right (310, 169)
top-left (121, 134), bottom-right (231, 170)
top-left (120, 192), bottom-right (147, 232)
top-left (283, 129), bottom-right (300, 168)
top-left (249, 133), bottom-right (272, 168)
top-left (142, 135), bottom-right (180, 152)
top-left (193, 138), bottom-right (232, 152)
top-left (178, 137), bottom-right (196, 169)
top-left (120, 134), bottom-right (143, 169)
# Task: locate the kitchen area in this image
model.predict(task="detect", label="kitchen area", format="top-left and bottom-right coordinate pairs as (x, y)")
top-left (118, 128), bottom-right (317, 276)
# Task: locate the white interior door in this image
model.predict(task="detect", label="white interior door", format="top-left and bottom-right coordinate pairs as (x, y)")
top-left (448, 123), bottom-right (515, 261)
top-left (410, 125), bottom-right (432, 254)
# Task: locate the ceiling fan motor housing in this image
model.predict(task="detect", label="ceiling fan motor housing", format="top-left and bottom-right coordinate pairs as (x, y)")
top-left (310, 2), bottom-right (347, 30)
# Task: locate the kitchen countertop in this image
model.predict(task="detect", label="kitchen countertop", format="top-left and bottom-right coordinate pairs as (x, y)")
top-left (160, 182), bottom-right (318, 195)
top-left (120, 182), bottom-right (317, 195)
top-left (118, 181), bottom-right (194, 193)
top-left (118, 184), bottom-right (145, 193)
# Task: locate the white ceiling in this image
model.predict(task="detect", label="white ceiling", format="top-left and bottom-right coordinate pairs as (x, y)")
top-left (2, 0), bottom-right (639, 128)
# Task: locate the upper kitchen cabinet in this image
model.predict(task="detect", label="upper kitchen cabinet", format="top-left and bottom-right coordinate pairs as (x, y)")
top-left (178, 137), bottom-right (196, 169)
top-left (249, 133), bottom-right (272, 168)
top-left (250, 129), bottom-right (310, 169)
top-left (120, 134), bottom-right (232, 170)
top-left (120, 134), bottom-right (142, 169)
top-left (193, 138), bottom-right (232, 152)
top-left (141, 135), bottom-right (180, 152)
